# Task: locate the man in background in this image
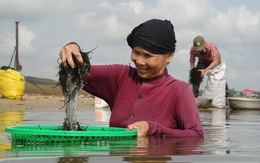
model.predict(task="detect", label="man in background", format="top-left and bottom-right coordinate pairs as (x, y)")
top-left (189, 36), bottom-right (221, 98)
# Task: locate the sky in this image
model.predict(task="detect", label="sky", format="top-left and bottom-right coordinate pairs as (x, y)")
top-left (0, 0), bottom-right (260, 91)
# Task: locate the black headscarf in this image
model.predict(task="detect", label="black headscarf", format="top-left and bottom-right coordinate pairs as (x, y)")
top-left (127, 19), bottom-right (177, 54)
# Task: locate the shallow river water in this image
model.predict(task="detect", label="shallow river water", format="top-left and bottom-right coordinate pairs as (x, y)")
top-left (0, 106), bottom-right (260, 163)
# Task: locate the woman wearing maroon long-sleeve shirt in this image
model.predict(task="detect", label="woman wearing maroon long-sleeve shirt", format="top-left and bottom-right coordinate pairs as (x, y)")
top-left (59, 19), bottom-right (204, 138)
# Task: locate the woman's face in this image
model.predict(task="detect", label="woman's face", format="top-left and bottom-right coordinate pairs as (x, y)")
top-left (131, 46), bottom-right (173, 79)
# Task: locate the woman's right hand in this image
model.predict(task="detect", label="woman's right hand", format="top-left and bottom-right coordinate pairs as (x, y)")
top-left (127, 121), bottom-right (149, 137)
top-left (59, 42), bottom-right (83, 68)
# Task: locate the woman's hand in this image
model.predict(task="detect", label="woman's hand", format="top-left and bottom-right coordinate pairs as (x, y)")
top-left (127, 121), bottom-right (149, 137)
top-left (59, 43), bottom-right (83, 68)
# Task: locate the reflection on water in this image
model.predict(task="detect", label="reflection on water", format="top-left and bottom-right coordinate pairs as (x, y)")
top-left (0, 107), bottom-right (260, 162)
top-left (109, 137), bottom-right (203, 156)
top-left (0, 111), bottom-right (24, 133)
top-left (95, 108), bottom-right (110, 122)
top-left (230, 109), bottom-right (260, 116)
top-left (123, 155), bottom-right (172, 163)
top-left (6, 136), bottom-right (203, 157)
top-left (200, 108), bottom-right (230, 155)
top-left (0, 111), bottom-right (24, 155)
top-left (58, 156), bottom-right (173, 163)
top-left (57, 156), bottom-right (89, 163)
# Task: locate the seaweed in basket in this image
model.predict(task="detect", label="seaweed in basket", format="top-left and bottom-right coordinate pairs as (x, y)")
top-left (58, 48), bottom-right (94, 131)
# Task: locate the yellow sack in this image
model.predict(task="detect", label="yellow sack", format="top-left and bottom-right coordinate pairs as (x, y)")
top-left (0, 69), bottom-right (25, 99)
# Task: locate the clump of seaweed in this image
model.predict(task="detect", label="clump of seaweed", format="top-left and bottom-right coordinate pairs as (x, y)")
top-left (58, 51), bottom-right (92, 99)
top-left (189, 67), bottom-right (203, 87)
top-left (58, 48), bottom-right (94, 131)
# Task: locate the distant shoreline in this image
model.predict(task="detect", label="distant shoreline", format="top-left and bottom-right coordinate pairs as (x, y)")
top-left (0, 76), bottom-right (94, 111)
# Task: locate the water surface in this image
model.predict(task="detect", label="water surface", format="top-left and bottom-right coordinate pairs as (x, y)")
top-left (0, 107), bottom-right (260, 162)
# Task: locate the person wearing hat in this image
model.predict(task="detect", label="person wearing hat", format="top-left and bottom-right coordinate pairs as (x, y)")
top-left (59, 19), bottom-right (203, 138)
top-left (189, 36), bottom-right (221, 97)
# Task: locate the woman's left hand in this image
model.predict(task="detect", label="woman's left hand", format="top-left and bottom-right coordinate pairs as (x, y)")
top-left (127, 121), bottom-right (149, 137)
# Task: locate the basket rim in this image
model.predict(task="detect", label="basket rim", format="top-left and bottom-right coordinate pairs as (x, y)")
top-left (5, 125), bottom-right (137, 137)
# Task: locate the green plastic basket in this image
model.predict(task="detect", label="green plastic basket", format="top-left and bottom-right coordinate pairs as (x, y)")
top-left (5, 125), bottom-right (137, 145)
